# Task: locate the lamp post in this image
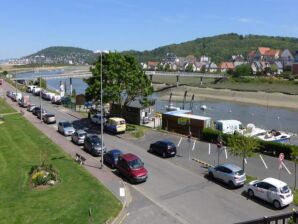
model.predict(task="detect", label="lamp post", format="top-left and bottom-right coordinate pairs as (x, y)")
top-left (99, 50), bottom-right (109, 169)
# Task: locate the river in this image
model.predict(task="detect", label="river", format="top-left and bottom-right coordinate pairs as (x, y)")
top-left (17, 70), bottom-right (298, 134)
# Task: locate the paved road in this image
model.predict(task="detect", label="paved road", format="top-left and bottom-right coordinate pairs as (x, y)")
top-left (3, 83), bottom-right (297, 224)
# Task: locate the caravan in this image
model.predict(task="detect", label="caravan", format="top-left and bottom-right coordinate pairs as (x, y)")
top-left (215, 120), bottom-right (243, 134)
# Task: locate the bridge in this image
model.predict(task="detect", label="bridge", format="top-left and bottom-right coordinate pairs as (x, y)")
top-left (145, 71), bottom-right (226, 86)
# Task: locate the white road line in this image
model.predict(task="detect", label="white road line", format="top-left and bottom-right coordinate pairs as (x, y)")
top-left (177, 137), bottom-right (182, 147)
top-left (282, 162), bottom-right (291, 175)
top-left (192, 140), bottom-right (196, 151)
top-left (224, 147), bottom-right (228, 159)
top-left (259, 154), bottom-right (268, 169)
top-left (244, 158), bottom-right (247, 164)
top-left (208, 143), bottom-right (210, 155)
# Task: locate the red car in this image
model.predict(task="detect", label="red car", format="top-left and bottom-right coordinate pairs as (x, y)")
top-left (116, 153), bottom-right (148, 184)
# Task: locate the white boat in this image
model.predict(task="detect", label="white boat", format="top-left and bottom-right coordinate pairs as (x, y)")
top-left (200, 105), bottom-right (207, 110)
top-left (257, 130), bottom-right (291, 143)
top-left (241, 123), bottom-right (267, 137)
top-left (165, 103), bottom-right (180, 112)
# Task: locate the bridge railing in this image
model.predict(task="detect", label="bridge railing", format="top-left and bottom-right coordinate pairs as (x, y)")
top-left (145, 71), bottom-right (225, 78)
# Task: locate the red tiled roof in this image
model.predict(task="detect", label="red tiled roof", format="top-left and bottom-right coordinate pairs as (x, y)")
top-left (263, 49), bottom-right (280, 56)
top-left (219, 62), bottom-right (234, 69)
top-left (248, 50), bottom-right (256, 57)
top-left (147, 61), bottom-right (159, 66)
top-left (258, 47), bottom-right (271, 55)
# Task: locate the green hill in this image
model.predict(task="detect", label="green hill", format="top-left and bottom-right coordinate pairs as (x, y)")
top-left (123, 33), bottom-right (298, 63)
top-left (25, 46), bottom-right (97, 64)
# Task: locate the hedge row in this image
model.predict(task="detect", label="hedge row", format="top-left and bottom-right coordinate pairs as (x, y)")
top-left (201, 128), bottom-right (298, 160)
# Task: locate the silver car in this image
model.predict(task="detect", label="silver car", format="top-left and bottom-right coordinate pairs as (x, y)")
top-left (72, 129), bottom-right (87, 145)
top-left (58, 121), bottom-right (75, 136)
top-left (208, 163), bottom-right (246, 188)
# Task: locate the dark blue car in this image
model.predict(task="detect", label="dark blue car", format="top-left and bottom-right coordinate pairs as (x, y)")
top-left (103, 149), bottom-right (123, 168)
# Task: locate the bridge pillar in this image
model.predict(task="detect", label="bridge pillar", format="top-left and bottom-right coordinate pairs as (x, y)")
top-left (200, 77), bottom-right (203, 85)
top-left (176, 75), bottom-right (179, 87)
top-left (70, 78), bottom-right (73, 96)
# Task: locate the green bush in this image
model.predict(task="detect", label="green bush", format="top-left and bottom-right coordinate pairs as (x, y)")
top-left (201, 128), bottom-right (298, 160)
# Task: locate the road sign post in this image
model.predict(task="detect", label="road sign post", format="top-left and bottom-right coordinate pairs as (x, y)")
top-left (188, 131), bottom-right (192, 160)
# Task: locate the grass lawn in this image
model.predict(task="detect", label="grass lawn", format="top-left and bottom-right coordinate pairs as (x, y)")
top-left (0, 101), bottom-right (121, 223)
top-left (126, 124), bottom-right (149, 138)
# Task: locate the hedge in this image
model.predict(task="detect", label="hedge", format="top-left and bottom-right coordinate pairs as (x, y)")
top-left (201, 128), bottom-right (298, 160)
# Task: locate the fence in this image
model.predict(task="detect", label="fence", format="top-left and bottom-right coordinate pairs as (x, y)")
top-left (235, 211), bottom-right (298, 224)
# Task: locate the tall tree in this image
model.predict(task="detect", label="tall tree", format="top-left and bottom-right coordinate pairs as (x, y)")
top-left (85, 52), bottom-right (153, 107)
top-left (232, 64), bottom-right (252, 77)
top-left (227, 135), bottom-right (260, 171)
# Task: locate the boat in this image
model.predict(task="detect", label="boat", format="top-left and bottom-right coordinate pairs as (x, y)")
top-left (165, 103), bottom-right (180, 112)
top-left (241, 123), bottom-right (267, 137)
top-left (257, 130), bottom-right (291, 143)
top-left (200, 105), bottom-right (207, 110)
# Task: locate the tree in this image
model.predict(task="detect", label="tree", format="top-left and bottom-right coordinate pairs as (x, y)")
top-left (164, 63), bottom-right (171, 72)
top-left (85, 52), bottom-right (153, 109)
top-left (232, 64), bottom-right (252, 77)
top-left (185, 64), bottom-right (194, 72)
top-left (227, 135), bottom-right (260, 171)
top-left (270, 64), bottom-right (278, 75)
top-left (35, 78), bottom-right (47, 89)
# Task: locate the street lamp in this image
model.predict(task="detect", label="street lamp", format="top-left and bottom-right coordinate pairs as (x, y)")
top-left (99, 50), bottom-right (109, 169)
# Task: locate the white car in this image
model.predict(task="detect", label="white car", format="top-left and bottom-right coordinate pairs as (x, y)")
top-left (91, 114), bottom-right (106, 124)
top-left (245, 177), bottom-right (293, 209)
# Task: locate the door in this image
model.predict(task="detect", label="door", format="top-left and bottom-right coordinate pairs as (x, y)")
top-left (214, 166), bottom-right (224, 180)
top-left (267, 184), bottom-right (278, 203)
top-left (254, 182), bottom-right (269, 200)
top-left (118, 159), bottom-right (130, 178)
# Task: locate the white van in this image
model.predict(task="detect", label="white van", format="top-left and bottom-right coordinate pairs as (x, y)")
top-left (26, 85), bottom-right (37, 93)
top-left (216, 120), bottom-right (243, 134)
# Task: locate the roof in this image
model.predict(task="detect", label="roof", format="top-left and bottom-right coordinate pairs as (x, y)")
top-left (258, 47), bottom-right (271, 55)
top-left (109, 117), bottom-right (125, 122)
top-left (163, 110), bottom-right (191, 116)
top-left (220, 163), bottom-right (242, 172)
top-left (121, 153), bottom-right (140, 162)
top-left (164, 111), bottom-right (211, 121)
top-left (216, 120), bottom-right (242, 125)
top-left (219, 62), bottom-right (234, 69)
top-left (148, 61), bottom-right (159, 66)
top-left (262, 177), bottom-right (287, 188)
top-left (264, 49), bottom-right (279, 56)
top-left (248, 50), bottom-right (256, 57)
top-left (76, 129), bottom-right (87, 134)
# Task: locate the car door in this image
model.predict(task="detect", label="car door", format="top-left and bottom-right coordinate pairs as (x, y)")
top-left (221, 167), bottom-right (232, 183)
top-left (213, 166), bottom-right (224, 180)
top-left (85, 138), bottom-right (91, 152)
top-left (254, 182), bottom-right (269, 200)
top-left (118, 159), bottom-right (130, 178)
top-left (157, 142), bottom-right (165, 155)
top-left (266, 184), bottom-right (278, 203)
top-left (105, 152), bottom-right (112, 165)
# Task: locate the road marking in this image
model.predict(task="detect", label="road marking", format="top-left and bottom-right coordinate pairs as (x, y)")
top-left (282, 162), bottom-right (291, 175)
top-left (119, 187), bottom-right (125, 197)
top-left (224, 147), bottom-right (228, 159)
top-left (208, 143), bottom-right (210, 155)
top-left (259, 154), bottom-right (268, 169)
top-left (177, 137), bottom-right (182, 147)
top-left (244, 158), bottom-right (247, 164)
top-left (192, 140), bottom-right (196, 151)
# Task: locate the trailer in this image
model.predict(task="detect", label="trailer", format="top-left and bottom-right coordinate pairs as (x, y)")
top-left (18, 95), bottom-right (30, 108)
top-left (215, 120), bottom-right (243, 134)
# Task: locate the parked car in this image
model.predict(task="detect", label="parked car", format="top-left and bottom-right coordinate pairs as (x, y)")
top-left (26, 85), bottom-right (37, 93)
top-left (91, 113), bottom-right (106, 125)
top-left (103, 149), bottom-right (123, 168)
top-left (149, 140), bottom-right (177, 158)
top-left (245, 177), bottom-right (293, 209)
top-left (37, 109), bottom-right (47, 119)
top-left (116, 153), bottom-right (148, 184)
top-left (71, 129), bottom-right (87, 145)
top-left (32, 106), bottom-right (41, 116)
top-left (58, 121), bottom-right (75, 136)
top-left (208, 163), bottom-right (246, 188)
top-left (42, 113), bottom-right (56, 124)
top-left (104, 117), bottom-right (126, 134)
top-left (27, 104), bottom-right (36, 112)
top-left (6, 91), bottom-right (11, 97)
top-left (84, 134), bottom-right (107, 156)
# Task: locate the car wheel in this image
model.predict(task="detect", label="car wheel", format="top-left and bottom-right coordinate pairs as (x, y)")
top-left (273, 200), bottom-right (281, 209)
top-left (129, 176), bottom-right (135, 184)
top-left (208, 172), bottom-right (214, 179)
top-left (228, 181), bottom-right (235, 188)
top-left (162, 152), bottom-right (166, 158)
top-left (247, 189), bottom-right (254, 198)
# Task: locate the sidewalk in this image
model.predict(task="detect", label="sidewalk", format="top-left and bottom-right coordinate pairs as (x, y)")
top-left (2, 81), bottom-right (130, 223)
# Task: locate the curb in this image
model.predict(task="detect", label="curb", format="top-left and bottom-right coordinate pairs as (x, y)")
top-left (192, 158), bottom-right (214, 168)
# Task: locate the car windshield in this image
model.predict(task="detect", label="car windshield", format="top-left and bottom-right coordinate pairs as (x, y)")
top-left (91, 136), bottom-right (101, 144)
top-left (63, 122), bottom-right (72, 128)
top-left (128, 158), bottom-right (143, 169)
top-left (78, 133), bottom-right (86, 137)
top-left (234, 170), bottom-right (244, 175)
top-left (280, 185), bottom-right (290, 194)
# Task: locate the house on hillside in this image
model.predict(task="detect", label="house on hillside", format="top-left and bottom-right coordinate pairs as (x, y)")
top-left (147, 61), bottom-right (159, 70)
top-left (206, 62), bottom-right (218, 73)
top-left (194, 62), bottom-right (207, 72)
top-left (251, 61), bottom-right (263, 74)
top-left (254, 47), bottom-right (280, 62)
top-left (247, 50), bottom-right (256, 63)
top-left (164, 53), bottom-right (178, 63)
top-left (274, 61), bottom-right (283, 75)
top-left (279, 49), bottom-right (294, 68)
top-left (218, 62), bottom-right (234, 72)
top-left (231, 55), bottom-right (245, 62)
top-left (200, 55), bottom-right (211, 63)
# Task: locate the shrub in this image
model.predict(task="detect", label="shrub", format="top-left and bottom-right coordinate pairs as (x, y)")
top-left (29, 163), bottom-right (58, 187)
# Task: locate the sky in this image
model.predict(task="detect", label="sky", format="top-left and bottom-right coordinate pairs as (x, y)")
top-left (0, 0), bottom-right (298, 59)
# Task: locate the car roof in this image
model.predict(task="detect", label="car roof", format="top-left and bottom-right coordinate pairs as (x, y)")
top-left (109, 117), bottom-right (125, 121)
top-left (262, 178), bottom-right (287, 188)
top-left (121, 153), bottom-right (140, 162)
top-left (159, 140), bottom-right (175, 145)
top-left (109, 149), bottom-right (123, 155)
top-left (220, 163), bottom-right (242, 172)
top-left (46, 113), bottom-right (55, 116)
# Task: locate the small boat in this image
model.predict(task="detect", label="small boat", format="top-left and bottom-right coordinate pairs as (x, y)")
top-left (165, 103), bottom-right (180, 112)
top-left (257, 130), bottom-right (291, 143)
top-left (200, 105), bottom-right (207, 110)
top-left (242, 123), bottom-right (267, 137)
